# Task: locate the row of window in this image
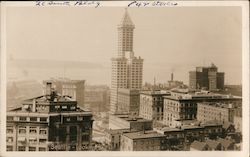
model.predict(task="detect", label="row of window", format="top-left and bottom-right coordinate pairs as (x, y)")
top-left (7, 116), bottom-right (47, 122)
top-left (7, 126), bottom-right (47, 135)
top-left (7, 146), bottom-right (46, 151)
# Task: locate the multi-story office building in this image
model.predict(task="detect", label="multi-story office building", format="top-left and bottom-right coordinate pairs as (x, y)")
top-left (120, 130), bottom-right (167, 151)
top-left (163, 91), bottom-right (242, 127)
top-left (189, 63), bottom-right (224, 91)
top-left (197, 102), bottom-right (241, 123)
top-left (7, 82), bottom-right (93, 151)
top-left (85, 85), bottom-right (109, 112)
top-left (117, 88), bottom-right (140, 115)
top-left (110, 9), bottom-right (143, 114)
top-left (139, 90), bottom-right (170, 122)
top-left (43, 78), bottom-right (85, 107)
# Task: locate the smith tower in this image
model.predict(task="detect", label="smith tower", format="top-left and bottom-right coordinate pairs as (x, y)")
top-left (110, 9), bottom-right (143, 114)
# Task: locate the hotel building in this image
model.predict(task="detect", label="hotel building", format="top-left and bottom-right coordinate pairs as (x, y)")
top-left (139, 90), bottom-right (170, 122)
top-left (6, 82), bottom-right (93, 151)
top-left (163, 90), bottom-right (242, 127)
top-left (197, 102), bottom-right (241, 124)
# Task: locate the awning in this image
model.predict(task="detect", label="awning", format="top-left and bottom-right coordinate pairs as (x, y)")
top-left (17, 137), bottom-right (26, 142)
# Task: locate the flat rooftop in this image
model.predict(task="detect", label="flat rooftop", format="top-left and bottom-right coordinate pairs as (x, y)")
top-left (140, 90), bottom-right (170, 96)
top-left (106, 128), bottom-right (131, 134)
top-left (111, 114), bottom-right (152, 122)
top-left (8, 107), bottom-right (92, 116)
top-left (123, 130), bottom-right (165, 140)
top-left (164, 93), bottom-right (242, 101)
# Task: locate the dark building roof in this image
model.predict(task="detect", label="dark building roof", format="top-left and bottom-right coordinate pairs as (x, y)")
top-left (217, 138), bottom-right (234, 148)
top-left (206, 139), bottom-right (221, 150)
top-left (190, 141), bottom-right (208, 150)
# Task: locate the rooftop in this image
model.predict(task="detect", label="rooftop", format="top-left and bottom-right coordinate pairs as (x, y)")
top-left (43, 78), bottom-right (85, 84)
top-left (106, 128), bottom-right (131, 134)
top-left (190, 141), bottom-right (208, 150)
top-left (123, 130), bottom-right (165, 140)
top-left (111, 114), bottom-right (152, 123)
top-left (206, 139), bottom-right (221, 149)
top-left (198, 102), bottom-right (237, 109)
top-left (164, 92), bottom-right (241, 101)
top-left (8, 107), bottom-right (92, 116)
top-left (140, 90), bottom-right (171, 96)
top-left (217, 138), bottom-right (234, 148)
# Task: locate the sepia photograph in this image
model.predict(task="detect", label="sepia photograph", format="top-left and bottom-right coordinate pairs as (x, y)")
top-left (0, 1), bottom-right (249, 157)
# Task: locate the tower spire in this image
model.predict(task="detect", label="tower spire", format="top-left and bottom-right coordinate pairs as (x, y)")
top-left (117, 8), bottom-right (135, 57)
top-left (119, 8), bottom-right (134, 27)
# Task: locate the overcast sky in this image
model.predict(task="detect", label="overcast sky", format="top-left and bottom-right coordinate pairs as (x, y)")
top-left (6, 6), bottom-right (242, 85)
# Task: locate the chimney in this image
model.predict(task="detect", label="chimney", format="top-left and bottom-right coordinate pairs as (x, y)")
top-left (171, 73), bottom-right (174, 81)
top-left (32, 99), bottom-right (36, 112)
top-left (46, 82), bottom-right (52, 96)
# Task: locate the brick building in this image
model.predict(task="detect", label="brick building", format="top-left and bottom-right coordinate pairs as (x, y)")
top-left (189, 63), bottom-right (224, 91)
top-left (7, 82), bottom-right (93, 151)
top-left (139, 90), bottom-right (170, 123)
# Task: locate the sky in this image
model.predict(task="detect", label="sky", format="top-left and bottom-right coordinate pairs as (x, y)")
top-left (5, 6), bottom-right (242, 86)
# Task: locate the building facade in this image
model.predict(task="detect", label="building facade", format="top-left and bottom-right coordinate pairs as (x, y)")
top-left (163, 91), bottom-right (242, 127)
top-left (197, 102), bottom-right (240, 123)
top-left (7, 82), bottom-right (93, 151)
top-left (139, 90), bottom-right (170, 122)
top-left (110, 9), bottom-right (143, 114)
top-left (189, 63), bottom-right (224, 91)
top-left (117, 88), bottom-right (140, 115)
top-left (84, 85), bottom-right (109, 112)
top-left (120, 131), bottom-right (167, 151)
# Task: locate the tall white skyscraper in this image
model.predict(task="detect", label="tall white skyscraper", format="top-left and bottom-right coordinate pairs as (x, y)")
top-left (110, 9), bottom-right (143, 114)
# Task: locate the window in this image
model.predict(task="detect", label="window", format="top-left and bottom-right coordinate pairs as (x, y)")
top-left (30, 117), bottom-right (37, 122)
top-left (6, 137), bottom-right (13, 143)
top-left (40, 117), bottom-right (47, 122)
top-left (29, 127), bottom-right (37, 134)
top-left (82, 135), bottom-right (89, 142)
top-left (7, 116), bottom-right (13, 121)
top-left (29, 138), bottom-right (37, 144)
top-left (70, 106), bottom-right (76, 110)
top-left (6, 127), bottom-right (13, 134)
top-left (18, 126), bottom-right (26, 134)
top-left (39, 139), bottom-right (47, 144)
top-left (29, 147), bottom-right (36, 151)
top-left (66, 117), bottom-right (71, 122)
top-left (19, 117), bottom-right (27, 121)
top-left (18, 146), bottom-right (26, 151)
top-left (39, 147), bottom-right (46, 151)
top-left (7, 146), bottom-right (13, 151)
top-left (62, 105), bottom-right (67, 109)
top-left (77, 116), bottom-right (83, 121)
top-left (39, 130), bottom-right (47, 135)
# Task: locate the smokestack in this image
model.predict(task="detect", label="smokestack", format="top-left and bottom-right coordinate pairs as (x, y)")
top-left (32, 99), bottom-right (36, 112)
top-left (46, 82), bottom-right (52, 96)
top-left (171, 73), bottom-right (174, 81)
